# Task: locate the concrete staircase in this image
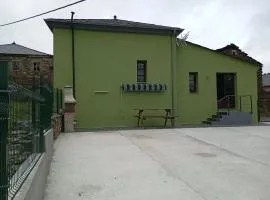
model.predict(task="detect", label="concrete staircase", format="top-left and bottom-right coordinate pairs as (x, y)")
top-left (202, 111), bottom-right (253, 125)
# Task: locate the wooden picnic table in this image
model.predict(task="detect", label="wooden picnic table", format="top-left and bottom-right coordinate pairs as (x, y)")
top-left (133, 108), bottom-right (177, 128)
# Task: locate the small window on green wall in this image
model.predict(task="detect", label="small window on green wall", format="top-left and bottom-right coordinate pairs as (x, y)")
top-left (137, 60), bottom-right (147, 82)
top-left (189, 72), bottom-right (198, 93)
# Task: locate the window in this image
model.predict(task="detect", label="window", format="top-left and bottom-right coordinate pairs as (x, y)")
top-left (232, 50), bottom-right (238, 56)
top-left (189, 72), bottom-right (198, 93)
top-left (137, 60), bottom-right (147, 82)
top-left (33, 62), bottom-right (40, 71)
top-left (12, 62), bottom-right (19, 70)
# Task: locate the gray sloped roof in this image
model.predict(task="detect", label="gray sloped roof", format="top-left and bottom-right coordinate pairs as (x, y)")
top-left (184, 41), bottom-right (262, 66)
top-left (216, 43), bottom-right (262, 66)
top-left (45, 18), bottom-right (183, 36)
top-left (0, 42), bottom-right (51, 56)
top-left (263, 73), bottom-right (270, 86)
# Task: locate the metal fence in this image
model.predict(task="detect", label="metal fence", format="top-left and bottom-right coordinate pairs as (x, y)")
top-left (0, 61), bottom-right (54, 200)
top-left (53, 88), bottom-right (63, 114)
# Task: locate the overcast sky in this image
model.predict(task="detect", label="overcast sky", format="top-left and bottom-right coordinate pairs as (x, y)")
top-left (1, 0), bottom-right (269, 72)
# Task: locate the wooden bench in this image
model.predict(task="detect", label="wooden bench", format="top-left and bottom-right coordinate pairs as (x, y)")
top-left (133, 108), bottom-right (177, 128)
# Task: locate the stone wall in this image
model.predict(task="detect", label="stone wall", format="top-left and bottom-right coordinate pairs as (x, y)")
top-left (264, 86), bottom-right (270, 92)
top-left (52, 113), bottom-right (63, 139)
top-left (260, 91), bottom-right (270, 118)
top-left (0, 55), bottom-right (53, 85)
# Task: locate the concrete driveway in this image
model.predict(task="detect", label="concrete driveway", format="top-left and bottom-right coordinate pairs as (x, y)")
top-left (44, 126), bottom-right (270, 200)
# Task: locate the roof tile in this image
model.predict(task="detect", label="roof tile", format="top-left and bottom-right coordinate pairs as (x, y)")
top-left (0, 43), bottom-right (50, 56)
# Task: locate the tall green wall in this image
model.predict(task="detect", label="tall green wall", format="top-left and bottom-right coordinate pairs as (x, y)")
top-left (53, 27), bottom-right (258, 128)
top-left (176, 43), bottom-right (258, 124)
top-left (54, 29), bottom-right (73, 88)
top-left (54, 28), bottom-right (173, 128)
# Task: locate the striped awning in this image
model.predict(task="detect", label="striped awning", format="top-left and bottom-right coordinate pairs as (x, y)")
top-left (121, 83), bottom-right (167, 92)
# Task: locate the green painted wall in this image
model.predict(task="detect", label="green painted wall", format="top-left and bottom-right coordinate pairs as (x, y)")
top-left (176, 43), bottom-right (258, 124)
top-left (54, 29), bottom-right (73, 88)
top-left (53, 27), bottom-right (258, 128)
top-left (53, 28), bottom-right (173, 128)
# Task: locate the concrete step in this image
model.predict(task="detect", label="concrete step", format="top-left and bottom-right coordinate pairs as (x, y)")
top-left (217, 111), bottom-right (228, 116)
top-left (213, 112), bottom-right (252, 125)
top-left (207, 117), bottom-right (220, 122)
top-left (202, 120), bottom-right (212, 125)
top-left (203, 111), bottom-right (252, 125)
top-left (212, 114), bottom-right (222, 119)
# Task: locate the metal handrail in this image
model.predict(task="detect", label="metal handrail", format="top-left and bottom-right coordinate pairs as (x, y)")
top-left (217, 95), bottom-right (235, 115)
top-left (217, 95), bottom-right (235, 104)
top-left (239, 95), bottom-right (253, 113)
top-left (217, 94), bottom-right (253, 115)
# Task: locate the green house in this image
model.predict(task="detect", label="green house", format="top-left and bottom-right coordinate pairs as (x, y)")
top-left (45, 18), bottom-right (261, 129)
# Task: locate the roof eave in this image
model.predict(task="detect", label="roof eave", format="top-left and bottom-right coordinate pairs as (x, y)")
top-left (175, 28), bottom-right (184, 36)
top-left (45, 20), bottom-right (183, 36)
top-left (0, 52), bottom-right (53, 57)
top-left (44, 19), bottom-right (56, 32)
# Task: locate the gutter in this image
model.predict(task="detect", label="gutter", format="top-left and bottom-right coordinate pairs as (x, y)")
top-left (70, 12), bottom-right (76, 98)
top-left (171, 29), bottom-right (177, 126)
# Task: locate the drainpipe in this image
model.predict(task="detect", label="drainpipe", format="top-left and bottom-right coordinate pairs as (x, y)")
top-left (70, 12), bottom-right (76, 98)
top-left (171, 30), bottom-right (177, 126)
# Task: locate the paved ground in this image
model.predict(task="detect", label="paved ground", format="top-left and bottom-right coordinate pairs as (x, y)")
top-left (261, 117), bottom-right (270, 122)
top-left (44, 126), bottom-right (270, 200)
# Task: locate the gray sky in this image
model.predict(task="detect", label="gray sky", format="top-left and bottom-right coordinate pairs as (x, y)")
top-left (1, 0), bottom-right (269, 72)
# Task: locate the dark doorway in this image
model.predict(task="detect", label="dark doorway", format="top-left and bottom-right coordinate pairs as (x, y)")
top-left (216, 73), bottom-right (236, 109)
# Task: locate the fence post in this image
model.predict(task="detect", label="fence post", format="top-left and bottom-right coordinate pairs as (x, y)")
top-left (60, 89), bottom-right (65, 132)
top-left (60, 89), bottom-right (63, 109)
top-left (0, 61), bottom-right (9, 200)
top-left (48, 86), bottom-right (53, 128)
top-left (56, 89), bottom-right (59, 113)
top-left (32, 76), bottom-right (37, 153)
top-left (39, 76), bottom-right (45, 153)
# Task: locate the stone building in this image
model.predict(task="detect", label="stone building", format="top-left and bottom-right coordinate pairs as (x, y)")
top-left (0, 42), bottom-right (53, 85)
top-left (263, 73), bottom-right (270, 92)
top-left (261, 73), bottom-right (270, 120)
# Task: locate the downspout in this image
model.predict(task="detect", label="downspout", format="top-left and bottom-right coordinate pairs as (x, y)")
top-left (171, 30), bottom-right (177, 126)
top-left (70, 11), bottom-right (76, 98)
